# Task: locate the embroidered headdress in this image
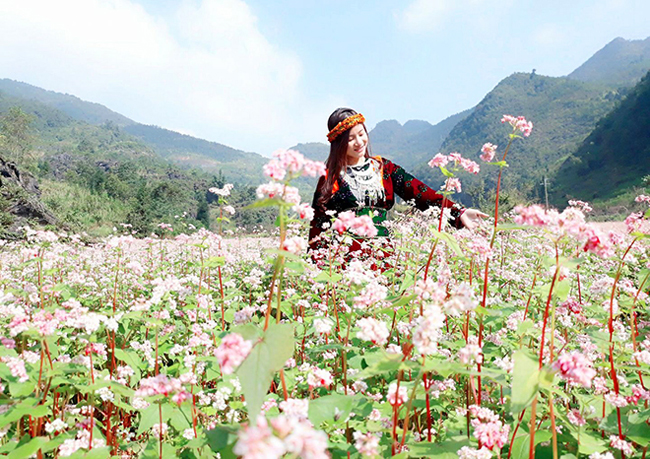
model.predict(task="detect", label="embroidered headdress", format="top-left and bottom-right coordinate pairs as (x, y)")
top-left (327, 113), bottom-right (365, 142)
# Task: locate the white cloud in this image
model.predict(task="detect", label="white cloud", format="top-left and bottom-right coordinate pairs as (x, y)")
top-left (396, 0), bottom-right (451, 33)
top-left (0, 0), bottom-right (323, 154)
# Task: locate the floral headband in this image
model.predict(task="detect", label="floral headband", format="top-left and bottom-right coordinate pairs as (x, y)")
top-left (327, 113), bottom-right (365, 142)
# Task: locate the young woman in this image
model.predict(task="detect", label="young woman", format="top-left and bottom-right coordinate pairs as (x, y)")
top-left (308, 107), bottom-right (487, 251)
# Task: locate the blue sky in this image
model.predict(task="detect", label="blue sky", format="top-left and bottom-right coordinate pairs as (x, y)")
top-left (0, 0), bottom-right (649, 155)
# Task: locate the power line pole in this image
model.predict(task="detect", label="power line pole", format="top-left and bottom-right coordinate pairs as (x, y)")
top-left (543, 176), bottom-right (549, 209)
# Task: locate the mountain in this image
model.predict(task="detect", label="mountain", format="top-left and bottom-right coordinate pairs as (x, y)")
top-left (551, 70), bottom-right (650, 206)
top-left (413, 73), bottom-right (624, 206)
top-left (0, 79), bottom-right (266, 181)
top-left (568, 37), bottom-right (650, 87)
top-left (0, 79), bottom-right (134, 126)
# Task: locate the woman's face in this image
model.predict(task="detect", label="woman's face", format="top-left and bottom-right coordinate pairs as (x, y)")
top-left (345, 124), bottom-right (368, 166)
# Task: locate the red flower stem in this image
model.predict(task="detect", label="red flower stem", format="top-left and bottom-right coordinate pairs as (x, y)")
top-left (607, 238), bottom-right (637, 445)
top-left (158, 403), bottom-right (163, 459)
top-left (507, 409), bottom-right (526, 459)
top-left (423, 240), bottom-right (439, 281)
top-left (530, 245), bottom-right (560, 458)
top-left (632, 270), bottom-right (650, 388)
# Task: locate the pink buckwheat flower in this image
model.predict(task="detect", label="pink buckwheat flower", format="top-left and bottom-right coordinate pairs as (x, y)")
top-left (293, 203), bottom-right (315, 221)
top-left (387, 382), bottom-right (408, 406)
top-left (502, 114), bottom-right (533, 137)
top-left (480, 143), bottom-right (497, 162)
top-left (609, 436), bottom-right (634, 456)
top-left (215, 333), bottom-right (253, 375)
top-left (444, 177), bottom-right (462, 193)
top-left (553, 351), bottom-right (596, 387)
top-left (428, 153), bottom-right (449, 169)
top-left (356, 317), bottom-right (389, 346)
top-left (354, 431), bottom-right (380, 457)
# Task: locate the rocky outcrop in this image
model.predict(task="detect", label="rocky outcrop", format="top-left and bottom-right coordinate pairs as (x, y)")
top-left (0, 156), bottom-right (57, 235)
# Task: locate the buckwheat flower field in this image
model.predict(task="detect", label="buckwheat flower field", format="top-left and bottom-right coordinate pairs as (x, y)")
top-left (0, 118), bottom-right (649, 458)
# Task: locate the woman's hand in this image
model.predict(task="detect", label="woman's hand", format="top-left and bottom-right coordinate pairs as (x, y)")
top-left (460, 208), bottom-right (489, 230)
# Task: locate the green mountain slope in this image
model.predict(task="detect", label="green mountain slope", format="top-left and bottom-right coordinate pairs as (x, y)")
top-left (568, 37), bottom-right (650, 86)
top-left (0, 91), bottom-right (274, 235)
top-left (550, 70), bottom-right (650, 206)
top-left (0, 79), bottom-right (267, 181)
top-left (413, 73), bottom-right (624, 206)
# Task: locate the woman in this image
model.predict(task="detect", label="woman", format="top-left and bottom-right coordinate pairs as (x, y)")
top-left (309, 108), bottom-right (487, 251)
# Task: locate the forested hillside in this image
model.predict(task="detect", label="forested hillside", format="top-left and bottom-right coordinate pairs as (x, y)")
top-left (412, 73), bottom-right (625, 207)
top-left (0, 79), bottom-right (268, 182)
top-left (0, 91), bottom-right (276, 237)
top-left (568, 37), bottom-right (650, 86)
top-left (551, 70), bottom-right (650, 208)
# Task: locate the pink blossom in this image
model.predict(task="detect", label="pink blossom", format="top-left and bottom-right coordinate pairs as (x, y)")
top-left (354, 432), bottom-right (380, 457)
top-left (282, 236), bottom-right (307, 255)
top-left (568, 200), bottom-right (593, 213)
top-left (356, 317), bottom-right (389, 346)
top-left (457, 446), bottom-right (493, 459)
top-left (635, 194), bottom-right (650, 204)
top-left (459, 336), bottom-right (483, 365)
top-left (460, 157), bottom-right (480, 174)
top-left (473, 419), bottom-right (509, 450)
top-left (215, 333), bottom-right (253, 375)
top-left (209, 183), bottom-right (234, 196)
top-left (135, 374), bottom-right (183, 397)
top-left (307, 367), bottom-right (333, 388)
top-left (256, 182), bottom-right (301, 205)
top-left (293, 203), bottom-right (315, 221)
top-left (609, 436), bottom-right (634, 456)
top-left (502, 114), bottom-right (533, 137)
top-left (387, 382), bottom-right (408, 406)
top-left (263, 159), bottom-right (287, 181)
top-left (428, 153), bottom-right (449, 169)
top-left (480, 143), bottom-right (497, 162)
top-left (332, 211), bottom-right (378, 237)
top-left (1, 356), bottom-right (29, 382)
top-left (445, 177), bottom-right (462, 193)
top-left (412, 304), bottom-right (445, 355)
top-left (567, 409), bottom-right (586, 426)
top-left (302, 160), bottom-right (327, 178)
top-left (553, 351), bottom-right (596, 387)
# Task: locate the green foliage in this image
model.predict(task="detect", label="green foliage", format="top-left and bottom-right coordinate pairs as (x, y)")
top-left (0, 106), bottom-right (34, 161)
top-left (235, 323), bottom-right (294, 419)
top-left (551, 70), bottom-right (650, 206)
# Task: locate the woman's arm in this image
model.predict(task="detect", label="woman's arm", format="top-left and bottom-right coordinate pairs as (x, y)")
top-left (384, 159), bottom-right (466, 228)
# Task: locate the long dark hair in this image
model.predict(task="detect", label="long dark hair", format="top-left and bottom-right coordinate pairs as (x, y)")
top-left (316, 107), bottom-right (372, 209)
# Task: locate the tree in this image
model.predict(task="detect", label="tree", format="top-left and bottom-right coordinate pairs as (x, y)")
top-left (0, 106), bottom-right (35, 161)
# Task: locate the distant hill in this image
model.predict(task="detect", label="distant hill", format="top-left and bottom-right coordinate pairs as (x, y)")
top-left (413, 73), bottom-right (624, 206)
top-left (551, 70), bottom-right (650, 206)
top-left (0, 79), bottom-right (134, 126)
top-left (0, 79), bottom-right (266, 181)
top-left (369, 110), bottom-right (472, 170)
top-left (568, 37), bottom-right (650, 86)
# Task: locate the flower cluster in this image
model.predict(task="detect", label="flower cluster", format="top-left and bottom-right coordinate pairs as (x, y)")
top-left (501, 114), bottom-right (533, 137)
top-left (215, 333), bottom-right (253, 375)
top-left (331, 211), bottom-right (378, 237)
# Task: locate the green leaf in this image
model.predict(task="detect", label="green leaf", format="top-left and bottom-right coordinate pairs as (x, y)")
top-left (510, 431), bottom-right (553, 458)
top-left (406, 438), bottom-right (471, 458)
top-left (235, 323), bottom-right (294, 419)
top-left (7, 436), bottom-right (48, 459)
top-left (244, 198), bottom-right (281, 210)
top-left (205, 256), bottom-right (225, 268)
top-left (0, 398), bottom-right (48, 428)
top-left (138, 403), bottom-right (171, 436)
top-left (439, 165), bottom-right (454, 177)
top-left (511, 350), bottom-right (540, 413)
top-left (9, 380), bottom-right (36, 397)
top-left (572, 430), bottom-right (608, 455)
top-left (308, 393), bottom-right (356, 427)
top-left (313, 272), bottom-right (343, 283)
